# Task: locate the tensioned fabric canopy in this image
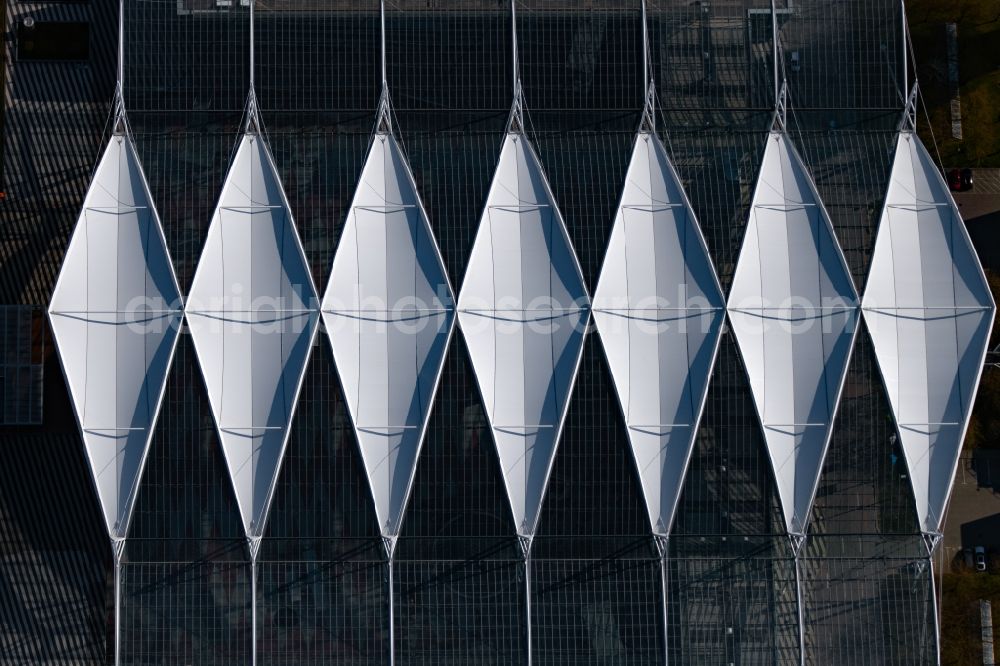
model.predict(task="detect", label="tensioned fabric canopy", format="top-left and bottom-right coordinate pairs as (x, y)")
top-left (187, 131), bottom-right (318, 542)
top-left (49, 133), bottom-right (182, 542)
top-left (864, 131), bottom-right (995, 538)
top-left (728, 131), bottom-right (859, 538)
top-left (593, 131), bottom-right (725, 538)
top-left (323, 131), bottom-right (454, 543)
top-left (459, 130), bottom-right (590, 544)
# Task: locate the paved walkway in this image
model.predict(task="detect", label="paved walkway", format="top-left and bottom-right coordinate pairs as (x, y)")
top-left (943, 451), bottom-right (1000, 567)
top-left (972, 169), bottom-right (1000, 195)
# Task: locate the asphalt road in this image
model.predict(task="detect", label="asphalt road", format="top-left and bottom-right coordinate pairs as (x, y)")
top-left (956, 169), bottom-right (1000, 272)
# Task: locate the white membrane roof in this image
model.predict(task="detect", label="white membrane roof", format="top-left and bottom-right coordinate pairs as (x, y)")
top-left (863, 131), bottom-right (996, 537)
top-left (322, 131), bottom-right (454, 542)
top-left (728, 131), bottom-right (859, 538)
top-left (187, 132), bottom-right (318, 541)
top-left (49, 133), bottom-right (182, 541)
top-left (593, 131), bottom-right (725, 537)
top-left (458, 131), bottom-right (590, 543)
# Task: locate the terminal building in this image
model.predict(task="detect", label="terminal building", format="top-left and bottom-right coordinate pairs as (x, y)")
top-left (0, 0), bottom-right (993, 664)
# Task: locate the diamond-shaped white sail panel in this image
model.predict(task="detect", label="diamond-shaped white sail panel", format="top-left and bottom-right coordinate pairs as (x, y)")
top-left (458, 132), bottom-right (589, 542)
top-left (593, 132), bottom-right (725, 537)
top-left (187, 132), bottom-right (318, 540)
top-left (186, 312), bottom-right (316, 537)
top-left (322, 132), bottom-right (454, 540)
top-left (49, 133), bottom-right (182, 541)
top-left (728, 131), bottom-right (859, 537)
top-left (863, 131), bottom-right (995, 537)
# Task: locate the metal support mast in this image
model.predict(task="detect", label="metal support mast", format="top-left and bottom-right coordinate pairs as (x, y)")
top-left (507, 4), bottom-right (533, 663)
top-left (112, 2), bottom-right (127, 662)
top-left (792, 535), bottom-right (806, 666)
top-left (769, 3), bottom-right (805, 662)
top-left (640, 0), bottom-right (655, 134)
top-left (378, 7), bottom-right (397, 665)
top-left (925, 533), bottom-right (943, 666)
top-left (901, 0), bottom-right (908, 108)
top-left (508, 0), bottom-right (524, 133)
top-left (247, 5), bottom-right (260, 665)
top-left (115, 0), bottom-right (125, 129)
top-left (655, 536), bottom-right (670, 664)
top-left (377, 0), bottom-right (392, 134)
top-left (245, 0), bottom-right (260, 134)
top-left (770, 0), bottom-right (786, 131)
top-left (899, 0), bottom-right (918, 132)
top-left (250, 539), bottom-right (259, 666)
top-left (520, 536), bottom-right (534, 666)
top-left (113, 539), bottom-right (125, 665)
top-left (639, 4), bottom-right (672, 662)
top-left (897, 4), bottom-right (941, 655)
top-left (385, 538), bottom-right (396, 666)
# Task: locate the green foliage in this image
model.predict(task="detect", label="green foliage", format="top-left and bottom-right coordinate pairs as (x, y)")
top-left (907, 0), bottom-right (1000, 167)
top-left (941, 571), bottom-right (1000, 665)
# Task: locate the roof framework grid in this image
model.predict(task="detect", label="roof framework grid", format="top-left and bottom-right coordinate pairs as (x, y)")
top-left (322, 128), bottom-right (455, 550)
top-left (49, 132), bottom-right (183, 543)
top-left (863, 130), bottom-right (996, 540)
top-left (593, 130), bottom-right (725, 538)
top-left (186, 129), bottom-right (319, 544)
top-left (728, 131), bottom-right (860, 539)
top-left (458, 128), bottom-right (591, 548)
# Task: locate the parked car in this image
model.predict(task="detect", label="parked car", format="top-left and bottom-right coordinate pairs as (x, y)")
top-left (961, 168), bottom-right (974, 191)
top-left (949, 168), bottom-right (963, 192)
top-left (948, 168), bottom-right (975, 192)
top-left (789, 50), bottom-right (801, 73)
top-left (975, 546), bottom-right (987, 572)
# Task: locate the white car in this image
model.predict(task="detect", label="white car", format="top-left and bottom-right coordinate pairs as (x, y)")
top-left (975, 546), bottom-right (987, 573)
top-left (790, 50), bottom-right (801, 73)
